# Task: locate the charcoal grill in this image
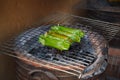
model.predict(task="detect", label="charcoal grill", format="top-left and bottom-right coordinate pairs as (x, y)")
top-left (14, 24), bottom-right (108, 79)
top-left (0, 12), bottom-right (120, 80)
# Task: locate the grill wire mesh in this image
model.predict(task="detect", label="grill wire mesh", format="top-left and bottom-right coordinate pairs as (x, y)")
top-left (0, 12), bottom-right (120, 80)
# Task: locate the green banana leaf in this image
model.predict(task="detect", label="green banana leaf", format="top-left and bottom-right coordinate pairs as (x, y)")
top-left (50, 26), bottom-right (84, 42)
top-left (39, 34), bottom-right (70, 50)
top-left (51, 25), bottom-right (84, 38)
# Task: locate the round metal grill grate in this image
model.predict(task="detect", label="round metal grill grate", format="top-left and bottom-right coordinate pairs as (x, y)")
top-left (14, 25), bottom-right (108, 79)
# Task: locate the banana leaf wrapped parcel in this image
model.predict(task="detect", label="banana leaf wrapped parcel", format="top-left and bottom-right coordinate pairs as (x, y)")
top-left (39, 33), bottom-right (71, 50)
top-left (39, 25), bottom-right (85, 51)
